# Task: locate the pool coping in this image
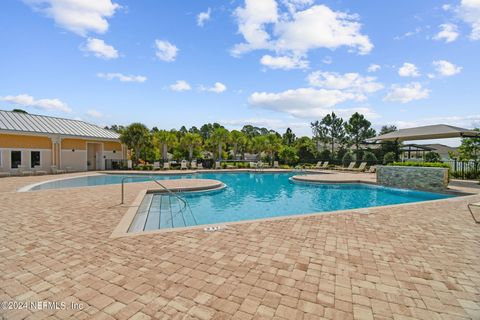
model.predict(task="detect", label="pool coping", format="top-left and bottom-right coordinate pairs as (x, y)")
top-left (110, 179), bottom-right (476, 238)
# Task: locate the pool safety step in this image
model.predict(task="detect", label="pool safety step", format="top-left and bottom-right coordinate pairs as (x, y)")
top-left (129, 193), bottom-right (197, 232)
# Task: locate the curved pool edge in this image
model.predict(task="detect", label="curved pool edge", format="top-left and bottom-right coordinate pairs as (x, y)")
top-left (112, 180), bottom-right (227, 237)
top-left (17, 172), bottom-right (104, 192)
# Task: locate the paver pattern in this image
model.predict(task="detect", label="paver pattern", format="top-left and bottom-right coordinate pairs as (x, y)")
top-left (1, 171), bottom-right (479, 320)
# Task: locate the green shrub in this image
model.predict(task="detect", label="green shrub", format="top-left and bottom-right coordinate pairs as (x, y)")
top-left (342, 152), bottom-right (354, 166)
top-left (279, 146), bottom-right (299, 165)
top-left (362, 151), bottom-right (377, 163)
top-left (318, 149), bottom-right (331, 160)
top-left (383, 152), bottom-right (396, 164)
top-left (390, 161), bottom-right (450, 168)
top-left (424, 151), bottom-right (441, 162)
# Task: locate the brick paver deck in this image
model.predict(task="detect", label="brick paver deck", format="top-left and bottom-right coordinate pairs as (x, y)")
top-left (1, 172), bottom-right (479, 319)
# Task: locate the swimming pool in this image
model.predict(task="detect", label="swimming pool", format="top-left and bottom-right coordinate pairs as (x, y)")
top-left (27, 172), bottom-right (453, 231)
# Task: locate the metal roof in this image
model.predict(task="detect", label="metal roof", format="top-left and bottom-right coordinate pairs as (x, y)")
top-left (0, 110), bottom-right (120, 140)
top-left (370, 124), bottom-right (480, 142)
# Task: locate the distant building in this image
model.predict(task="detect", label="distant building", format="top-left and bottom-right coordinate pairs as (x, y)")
top-left (418, 144), bottom-right (458, 160)
top-left (0, 110), bottom-right (125, 172)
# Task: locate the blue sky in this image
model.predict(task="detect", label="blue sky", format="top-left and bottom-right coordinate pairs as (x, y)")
top-left (0, 0), bottom-right (479, 145)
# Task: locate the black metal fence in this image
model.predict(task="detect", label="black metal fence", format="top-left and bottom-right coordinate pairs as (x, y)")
top-left (444, 160), bottom-right (479, 179)
top-left (105, 159), bottom-right (129, 170)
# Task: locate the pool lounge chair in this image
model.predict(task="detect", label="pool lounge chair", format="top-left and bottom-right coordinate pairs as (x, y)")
top-left (321, 161), bottom-right (329, 169)
top-left (180, 160), bottom-right (188, 170)
top-left (468, 202), bottom-right (480, 223)
top-left (34, 166), bottom-right (47, 175)
top-left (273, 161), bottom-right (279, 168)
top-left (0, 170), bottom-right (11, 177)
top-left (163, 162), bottom-right (170, 170)
top-left (153, 162), bottom-right (161, 170)
top-left (17, 165), bottom-right (33, 176)
top-left (215, 161), bottom-right (221, 169)
top-left (366, 165), bottom-right (376, 173)
top-left (197, 162), bottom-right (203, 169)
top-left (336, 162), bottom-right (356, 171)
top-left (351, 162), bottom-right (367, 172)
top-left (249, 162), bottom-right (257, 169)
top-left (50, 165), bottom-right (66, 174)
top-left (315, 161), bottom-right (323, 169)
top-left (191, 160), bottom-right (197, 169)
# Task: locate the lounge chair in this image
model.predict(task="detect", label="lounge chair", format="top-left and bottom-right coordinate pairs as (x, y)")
top-left (65, 166), bottom-right (75, 173)
top-left (197, 162), bottom-right (203, 169)
top-left (273, 161), bottom-right (279, 168)
top-left (34, 166), bottom-right (47, 175)
top-left (191, 160), bottom-right (197, 169)
top-left (17, 165), bottom-right (33, 176)
top-left (163, 162), bottom-right (170, 170)
top-left (0, 170), bottom-right (11, 177)
top-left (336, 162), bottom-right (356, 171)
top-left (153, 161), bottom-right (161, 170)
top-left (321, 161), bottom-right (329, 169)
top-left (249, 162), bottom-right (257, 168)
top-left (215, 161), bottom-right (221, 169)
top-left (366, 165), bottom-right (376, 173)
top-left (180, 160), bottom-right (188, 170)
top-left (50, 165), bottom-right (66, 174)
top-left (351, 162), bottom-right (367, 172)
top-left (315, 161), bottom-right (323, 169)
top-left (468, 202), bottom-right (480, 223)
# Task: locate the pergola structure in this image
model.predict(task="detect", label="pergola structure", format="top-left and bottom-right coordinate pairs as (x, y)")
top-left (370, 124), bottom-right (480, 142)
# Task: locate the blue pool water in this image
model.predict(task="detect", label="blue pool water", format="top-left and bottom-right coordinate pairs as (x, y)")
top-left (29, 172), bottom-right (453, 230)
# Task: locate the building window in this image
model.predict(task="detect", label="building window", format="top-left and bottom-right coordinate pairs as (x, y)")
top-left (31, 151), bottom-right (41, 168)
top-left (11, 151), bottom-right (21, 168)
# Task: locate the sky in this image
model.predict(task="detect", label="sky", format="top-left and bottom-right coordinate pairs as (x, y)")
top-left (0, 0), bottom-right (479, 146)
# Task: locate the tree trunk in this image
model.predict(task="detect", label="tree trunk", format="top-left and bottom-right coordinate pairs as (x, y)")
top-left (162, 144), bottom-right (168, 162)
top-left (218, 143), bottom-right (222, 161)
top-left (233, 144), bottom-right (238, 160)
top-left (135, 146), bottom-right (140, 165)
top-left (189, 146), bottom-right (193, 160)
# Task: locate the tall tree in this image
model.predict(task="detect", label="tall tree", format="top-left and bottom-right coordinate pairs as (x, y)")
top-left (180, 133), bottom-right (202, 160)
top-left (379, 125), bottom-right (400, 161)
top-left (312, 112), bottom-right (345, 157)
top-left (120, 123), bottom-right (150, 165)
top-left (458, 128), bottom-right (480, 160)
top-left (264, 133), bottom-right (282, 165)
top-left (282, 128), bottom-right (296, 146)
top-left (155, 130), bottom-right (178, 162)
top-left (229, 130), bottom-right (247, 160)
top-left (210, 127), bottom-right (230, 160)
top-left (344, 112), bottom-right (376, 158)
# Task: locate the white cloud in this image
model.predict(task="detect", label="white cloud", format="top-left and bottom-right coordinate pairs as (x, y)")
top-left (383, 82), bottom-right (430, 103)
top-left (82, 38), bottom-right (118, 59)
top-left (197, 8), bottom-right (211, 27)
top-left (367, 64), bottom-right (381, 72)
top-left (260, 54), bottom-right (308, 70)
top-left (200, 82), bottom-right (227, 93)
top-left (394, 27), bottom-right (422, 40)
top-left (169, 80), bottom-right (191, 92)
top-left (307, 70), bottom-right (383, 94)
top-left (433, 60), bottom-right (462, 76)
top-left (155, 40), bottom-right (178, 62)
top-left (86, 109), bottom-right (103, 118)
top-left (398, 62), bottom-right (420, 77)
top-left (458, 0), bottom-right (480, 40)
top-left (232, 1), bottom-right (373, 65)
top-left (97, 72), bottom-right (146, 82)
top-left (24, 0), bottom-right (120, 36)
top-left (433, 23), bottom-right (459, 42)
top-left (249, 87), bottom-right (367, 118)
top-left (0, 94), bottom-right (72, 113)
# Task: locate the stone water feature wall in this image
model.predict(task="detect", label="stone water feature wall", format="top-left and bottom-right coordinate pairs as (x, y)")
top-left (376, 165), bottom-right (449, 192)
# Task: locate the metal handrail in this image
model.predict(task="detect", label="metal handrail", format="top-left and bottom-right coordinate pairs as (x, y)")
top-left (120, 176), bottom-right (187, 210)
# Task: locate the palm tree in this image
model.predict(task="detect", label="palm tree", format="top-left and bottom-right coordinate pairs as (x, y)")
top-left (264, 133), bottom-right (282, 165)
top-left (155, 130), bottom-right (178, 162)
top-left (210, 128), bottom-right (230, 161)
top-left (229, 130), bottom-right (247, 160)
top-left (180, 133), bottom-right (202, 160)
top-left (120, 123), bottom-right (150, 165)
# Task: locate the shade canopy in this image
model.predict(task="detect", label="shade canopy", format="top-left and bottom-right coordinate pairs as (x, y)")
top-left (370, 124), bottom-right (480, 142)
